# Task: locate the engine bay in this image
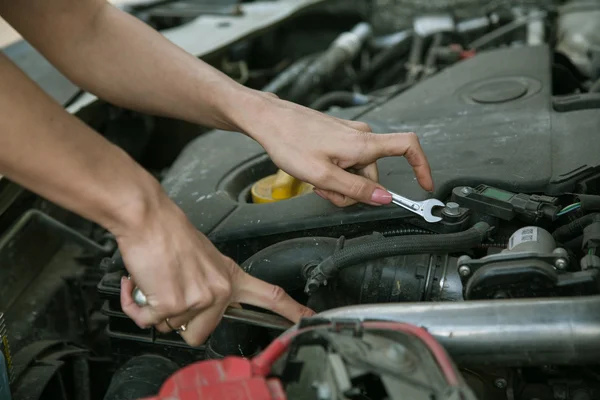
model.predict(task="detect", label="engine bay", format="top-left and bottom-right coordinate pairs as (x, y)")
top-left (2, 0), bottom-right (600, 399)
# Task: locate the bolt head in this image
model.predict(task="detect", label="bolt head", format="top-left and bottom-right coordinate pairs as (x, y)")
top-left (494, 378), bottom-right (507, 389)
top-left (461, 187), bottom-right (472, 195)
top-left (458, 265), bottom-right (471, 277)
top-left (444, 202), bottom-right (461, 216)
top-left (555, 258), bottom-right (568, 270)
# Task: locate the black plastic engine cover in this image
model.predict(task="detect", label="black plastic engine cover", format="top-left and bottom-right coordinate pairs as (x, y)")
top-left (161, 45), bottom-right (600, 245)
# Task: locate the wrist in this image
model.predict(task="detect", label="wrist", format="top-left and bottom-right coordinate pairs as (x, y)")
top-left (217, 87), bottom-right (280, 143)
top-left (97, 152), bottom-right (171, 239)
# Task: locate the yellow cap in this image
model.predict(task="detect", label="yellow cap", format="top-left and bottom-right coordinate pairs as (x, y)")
top-left (251, 169), bottom-right (313, 204)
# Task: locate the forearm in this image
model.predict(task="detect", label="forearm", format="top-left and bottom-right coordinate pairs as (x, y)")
top-left (0, 53), bottom-right (163, 235)
top-left (0, 0), bottom-right (264, 132)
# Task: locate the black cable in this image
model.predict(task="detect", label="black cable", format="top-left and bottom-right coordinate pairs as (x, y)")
top-left (261, 54), bottom-right (318, 95)
top-left (553, 213), bottom-right (600, 244)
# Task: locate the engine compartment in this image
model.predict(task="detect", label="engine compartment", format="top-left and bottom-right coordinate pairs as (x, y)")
top-left (2, 0), bottom-right (600, 399)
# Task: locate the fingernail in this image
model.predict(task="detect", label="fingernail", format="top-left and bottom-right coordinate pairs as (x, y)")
top-left (371, 188), bottom-right (392, 204)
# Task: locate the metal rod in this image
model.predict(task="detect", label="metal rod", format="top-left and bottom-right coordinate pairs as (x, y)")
top-left (302, 295), bottom-right (600, 366)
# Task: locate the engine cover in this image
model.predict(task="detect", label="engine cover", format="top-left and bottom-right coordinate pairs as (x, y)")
top-left (161, 45), bottom-right (600, 248)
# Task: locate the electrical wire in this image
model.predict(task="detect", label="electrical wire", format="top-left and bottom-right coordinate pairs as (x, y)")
top-left (557, 202), bottom-right (582, 216)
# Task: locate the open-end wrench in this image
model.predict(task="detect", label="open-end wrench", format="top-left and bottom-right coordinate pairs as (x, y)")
top-left (388, 190), bottom-right (445, 223)
top-left (131, 286), bottom-right (293, 331)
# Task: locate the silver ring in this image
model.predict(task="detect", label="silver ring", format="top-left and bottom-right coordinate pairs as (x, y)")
top-left (165, 318), bottom-right (188, 334)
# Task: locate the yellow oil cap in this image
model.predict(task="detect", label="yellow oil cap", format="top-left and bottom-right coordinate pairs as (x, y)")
top-left (251, 169), bottom-right (313, 204)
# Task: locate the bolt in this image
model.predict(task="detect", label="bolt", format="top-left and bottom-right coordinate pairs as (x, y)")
top-left (461, 187), bottom-right (472, 195)
top-left (444, 202), bottom-right (461, 216)
top-left (555, 258), bottom-right (568, 270)
top-left (458, 265), bottom-right (471, 277)
top-left (494, 378), bottom-right (507, 389)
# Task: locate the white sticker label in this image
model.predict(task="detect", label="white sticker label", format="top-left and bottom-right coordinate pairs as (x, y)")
top-left (508, 227), bottom-right (538, 250)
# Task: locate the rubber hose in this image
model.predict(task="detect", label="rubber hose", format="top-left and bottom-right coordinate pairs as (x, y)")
top-left (341, 31), bottom-right (414, 90)
top-left (317, 222), bottom-right (490, 278)
top-left (241, 237), bottom-right (339, 292)
top-left (309, 91), bottom-right (370, 111)
top-left (287, 48), bottom-right (349, 104)
top-left (553, 213), bottom-right (600, 243)
top-left (261, 54), bottom-right (318, 95)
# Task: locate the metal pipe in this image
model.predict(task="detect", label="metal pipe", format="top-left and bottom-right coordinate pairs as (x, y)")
top-left (306, 295), bottom-right (600, 366)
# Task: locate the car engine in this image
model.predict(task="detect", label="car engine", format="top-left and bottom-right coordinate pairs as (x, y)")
top-left (2, 0), bottom-right (600, 399)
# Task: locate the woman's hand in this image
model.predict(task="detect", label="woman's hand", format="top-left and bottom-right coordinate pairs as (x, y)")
top-left (117, 194), bottom-right (314, 347)
top-left (240, 93), bottom-right (434, 207)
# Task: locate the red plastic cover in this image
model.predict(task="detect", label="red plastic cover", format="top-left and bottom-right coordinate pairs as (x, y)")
top-left (141, 356), bottom-right (287, 400)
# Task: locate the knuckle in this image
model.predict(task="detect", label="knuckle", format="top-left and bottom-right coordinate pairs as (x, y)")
top-left (312, 165), bottom-right (332, 184)
top-left (192, 289), bottom-right (214, 309)
top-left (404, 131), bottom-right (419, 143)
top-left (161, 294), bottom-right (185, 315)
top-left (349, 179), bottom-right (369, 199)
top-left (354, 122), bottom-right (372, 132)
top-left (211, 277), bottom-right (232, 300)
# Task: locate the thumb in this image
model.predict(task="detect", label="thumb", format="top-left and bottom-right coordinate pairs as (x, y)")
top-left (369, 132), bottom-right (434, 192)
top-left (319, 166), bottom-right (392, 206)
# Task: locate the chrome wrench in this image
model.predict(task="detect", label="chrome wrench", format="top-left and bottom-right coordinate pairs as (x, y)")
top-left (388, 190), bottom-right (445, 223)
top-left (131, 286), bottom-right (293, 331)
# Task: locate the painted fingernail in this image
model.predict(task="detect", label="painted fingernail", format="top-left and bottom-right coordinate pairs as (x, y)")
top-left (371, 188), bottom-right (392, 204)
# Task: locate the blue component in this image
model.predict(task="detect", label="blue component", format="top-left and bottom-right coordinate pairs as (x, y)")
top-left (0, 352), bottom-right (11, 400)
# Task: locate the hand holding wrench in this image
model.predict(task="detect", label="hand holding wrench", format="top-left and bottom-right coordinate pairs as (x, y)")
top-left (131, 286), bottom-right (293, 331)
top-left (388, 190), bottom-right (444, 223)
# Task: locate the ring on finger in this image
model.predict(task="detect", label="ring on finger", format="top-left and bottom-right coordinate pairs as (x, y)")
top-left (177, 323), bottom-right (188, 333)
top-left (165, 318), bottom-right (188, 334)
top-left (165, 318), bottom-right (176, 331)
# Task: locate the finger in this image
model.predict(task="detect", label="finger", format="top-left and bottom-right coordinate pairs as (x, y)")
top-left (370, 132), bottom-right (434, 191)
top-left (155, 309), bottom-right (197, 334)
top-left (316, 165), bottom-right (392, 205)
top-left (315, 188), bottom-right (357, 207)
top-left (120, 276), bottom-right (161, 329)
top-left (179, 304), bottom-right (228, 347)
top-left (232, 272), bottom-right (315, 323)
top-left (313, 188), bottom-right (328, 200)
top-left (360, 162), bottom-right (379, 183)
top-left (313, 163), bottom-right (380, 207)
top-left (336, 118), bottom-right (372, 133)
